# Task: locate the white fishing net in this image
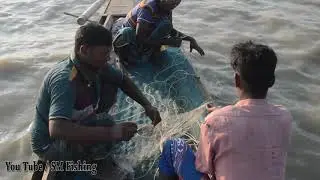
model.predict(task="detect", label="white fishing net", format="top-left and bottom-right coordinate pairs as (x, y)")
top-left (94, 17), bottom-right (214, 179)
top-left (102, 24), bottom-right (213, 179)
top-left (109, 103), bottom-right (208, 179)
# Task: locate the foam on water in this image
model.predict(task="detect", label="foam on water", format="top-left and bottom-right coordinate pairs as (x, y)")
top-left (293, 122), bottom-right (320, 144)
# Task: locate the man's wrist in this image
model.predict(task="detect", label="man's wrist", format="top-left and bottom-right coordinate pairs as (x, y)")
top-left (182, 36), bottom-right (194, 42)
top-left (142, 102), bottom-right (152, 109)
top-left (108, 125), bottom-right (121, 141)
top-left (189, 37), bottom-right (196, 42)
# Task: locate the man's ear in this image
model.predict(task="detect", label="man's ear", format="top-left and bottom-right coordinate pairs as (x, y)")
top-left (79, 44), bottom-right (89, 56)
top-left (235, 73), bottom-right (241, 88)
top-left (268, 75), bottom-right (275, 87)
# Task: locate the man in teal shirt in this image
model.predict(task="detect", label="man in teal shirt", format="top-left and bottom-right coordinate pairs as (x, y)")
top-left (31, 22), bottom-right (161, 179)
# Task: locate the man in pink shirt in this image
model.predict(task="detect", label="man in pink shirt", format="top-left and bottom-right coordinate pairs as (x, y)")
top-left (158, 41), bottom-right (292, 180)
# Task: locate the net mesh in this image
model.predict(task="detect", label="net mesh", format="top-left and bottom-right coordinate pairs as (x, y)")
top-left (105, 28), bottom-right (212, 178)
top-left (110, 104), bottom-right (208, 180)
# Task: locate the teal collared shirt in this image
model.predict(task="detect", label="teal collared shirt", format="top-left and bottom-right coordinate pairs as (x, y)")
top-left (31, 55), bottom-right (124, 155)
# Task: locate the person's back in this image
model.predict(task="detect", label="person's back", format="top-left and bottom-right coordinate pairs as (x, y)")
top-left (158, 41), bottom-right (292, 180)
top-left (195, 41), bottom-right (292, 180)
top-left (199, 99), bottom-right (292, 180)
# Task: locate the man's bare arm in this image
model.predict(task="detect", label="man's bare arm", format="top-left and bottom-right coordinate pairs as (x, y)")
top-left (158, 172), bottom-right (178, 180)
top-left (119, 75), bottom-right (151, 108)
top-left (119, 75), bottom-right (162, 126)
top-left (136, 21), bottom-right (181, 47)
top-left (49, 119), bottom-right (137, 144)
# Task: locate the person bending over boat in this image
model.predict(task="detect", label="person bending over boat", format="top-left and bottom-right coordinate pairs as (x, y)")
top-left (30, 22), bottom-right (161, 180)
top-left (158, 41), bottom-right (292, 180)
top-left (112, 0), bottom-right (205, 65)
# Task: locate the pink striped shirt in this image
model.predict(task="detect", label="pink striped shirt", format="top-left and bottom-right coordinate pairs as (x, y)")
top-left (195, 99), bottom-right (292, 180)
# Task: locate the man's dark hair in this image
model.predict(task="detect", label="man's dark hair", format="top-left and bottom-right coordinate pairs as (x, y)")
top-left (74, 22), bottom-right (112, 52)
top-left (230, 41), bottom-right (278, 98)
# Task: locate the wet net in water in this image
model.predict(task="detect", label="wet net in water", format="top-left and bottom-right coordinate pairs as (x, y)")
top-left (102, 21), bottom-right (213, 179)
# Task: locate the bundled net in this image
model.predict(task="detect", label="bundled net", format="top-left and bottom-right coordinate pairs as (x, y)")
top-left (109, 104), bottom-right (208, 179)
top-left (102, 19), bottom-right (212, 179)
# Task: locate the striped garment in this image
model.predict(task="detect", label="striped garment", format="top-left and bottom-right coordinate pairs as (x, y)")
top-left (123, 0), bottom-right (171, 30)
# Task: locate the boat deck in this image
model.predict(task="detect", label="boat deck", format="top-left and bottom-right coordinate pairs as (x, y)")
top-left (104, 0), bottom-right (133, 16)
top-left (99, 0), bottom-right (134, 28)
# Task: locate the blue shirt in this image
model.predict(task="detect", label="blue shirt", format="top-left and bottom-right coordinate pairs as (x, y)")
top-left (31, 55), bottom-right (124, 154)
top-left (123, 0), bottom-right (171, 30)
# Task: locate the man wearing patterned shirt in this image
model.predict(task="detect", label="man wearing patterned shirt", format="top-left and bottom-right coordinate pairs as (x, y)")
top-left (158, 41), bottom-right (292, 180)
top-left (113, 0), bottom-right (205, 64)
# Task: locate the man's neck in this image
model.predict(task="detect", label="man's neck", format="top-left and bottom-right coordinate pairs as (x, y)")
top-left (156, 3), bottom-right (171, 15)
top-left (239, 92), bottom-right (266, 100)
top-left (79, 61), bottom-right (99, 73)
top-left (75, 53), bottom-right (98, 71)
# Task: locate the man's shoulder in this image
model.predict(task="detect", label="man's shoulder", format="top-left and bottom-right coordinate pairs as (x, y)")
top-left (206, 105), bottom-right (234, 117)
top-left (205, 103), bottom-right (293, 126)
top-left (45, 58), bottom-right (74, 82)
top-left (208, 101), bottom-right (292, 115)
top-left (271, 104), bottom-right (293, 122)
top-left (145, 0), bottom-right (158, 8)
top-left (99, 64), bottom-right (124, 84)
top-left (40, 58), bottom-right (76, 93)
top-left (204, 105), bottom-right (234, 130)
top-left (140, 0), bottom-right (158, 13)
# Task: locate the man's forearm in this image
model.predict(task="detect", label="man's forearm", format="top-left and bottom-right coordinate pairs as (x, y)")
top-left (137, 38), bottom-right (161, 47)
top-left (120, 76), bottom-right (151, 108)
top-left (171, 28), bottom-right (194, 42)
top-left (49, 119), bottom-right (117, 144)
top-left (182, 36), bottom-right (194, 42)
top-left (138, 37), bottom-right (181, 47)
top-left (136, 22), bottom-right (180, 47)
top-left (158, 172), bottom-right (178, 180)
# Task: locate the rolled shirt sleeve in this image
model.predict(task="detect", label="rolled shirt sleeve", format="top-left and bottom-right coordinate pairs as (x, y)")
top-left (195, 116), bottom-right (215, 174)
top-left (137, 7), bottom-right (155, 24)
top-left (48, 71), bottom-right (75, 120)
